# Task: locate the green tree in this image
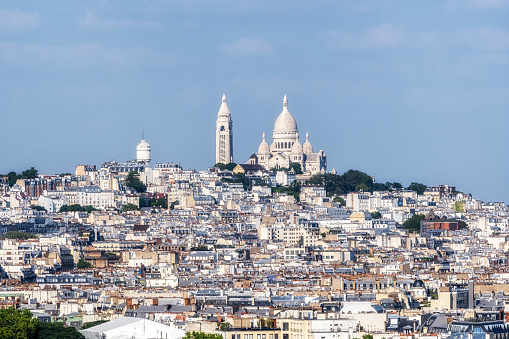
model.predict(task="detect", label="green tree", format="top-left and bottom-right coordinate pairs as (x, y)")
top-left (7, 172), bottom-right (17, 187)
top-left (455, 201), bottom-right (466, 212)
top-left (77, 258), bottom-right (92, 269)
top-left (333, 196), bottom-right (346, 206)
top-left (298, 235), bottom-right (304, 247)
top-left (31, 206), bottom-right (47, 212)
top-left (21, 167), bottom-right (39, 179)
top-left (123, 171), bottom-right (146, 193)
top-left (407, 182), bottom-right (427, 195)
top-left (59, 204), bottom-right (97, 213)
top-left (1, 231), bottom-right (37, 240)
top-left (37, 322), bottom-right (84, 339)
top-left (81, 320), bottom-right (109, 330)
top-left (402, 214), bottom-right (425, 233)
top-left (362, 335), bottom-right (373, 339)
top-left (459, 220), bottom-right (468, 229)
top-left (355, 183), bottom-right (369, 192)
top-left (371, 211), bottom-right (382, 219)
top-left (185, 332), bottom-right (223, 339)
top-left (0, 308), bottom-right (39, 339)
top-left (289, 162), bottom-right (303, 174)
top-left (170, 200), bottom-right (179, 210)
top-left (121, 203), bottom-right (139, 212)
top-left (225, 163), bottom-right (237, 171)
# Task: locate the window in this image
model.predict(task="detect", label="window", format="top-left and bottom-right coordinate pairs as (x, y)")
top-left (283, 323), bottom-right (289, 331)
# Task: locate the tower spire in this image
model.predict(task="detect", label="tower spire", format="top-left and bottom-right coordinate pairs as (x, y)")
top-left (283, 93), bottom-right (288, 108)
top-left (222, 93), bottom-right (227, 103)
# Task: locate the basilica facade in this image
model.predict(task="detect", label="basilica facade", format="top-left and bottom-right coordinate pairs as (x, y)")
top-left (256, 95), bottom-right (326, 175)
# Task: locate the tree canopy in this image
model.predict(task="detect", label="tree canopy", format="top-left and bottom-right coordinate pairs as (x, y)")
top-left (121, 203), bottom-right (139, 212)
top-left (139, 197), bottom-right (167, 209)
top-left (6, 167), bottom-right (39, 186)
top-left (185, 332), bottom-right (223, 339)
top-left (402, 214), bottom-right (425, 233)
top-left (77, 258), bottom-right (92, 269)
top-left (333, 196), bottom-right (346, 206)
top-left (0, 308), bottom-right (84, 339)
top-left (407, 182), bottom-right (427, 195)
top-left (124, 171), bottom-right (147, 193)
top-left (1, 231), bottom-right (37, 240)
top-left (214, 163), bottom-right (237, 171)
top-left (59, 204), bottom-right (97, 213)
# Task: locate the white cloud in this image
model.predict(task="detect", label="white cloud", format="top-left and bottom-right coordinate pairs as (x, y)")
top-left (460, 27), bottom-right (509, 51)
top-left (221, 37), bottom-right (274, 57)
top-left (77, 10), bottom-right (162, 30)
top-left (0, 42), bottom-right (174, 68)
top-left (325, 24), bottom-right (404, 50)
top-left (0, 10), bottom-right (39, 32)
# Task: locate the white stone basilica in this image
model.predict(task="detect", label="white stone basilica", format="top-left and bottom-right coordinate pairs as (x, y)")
top-left (256, 94), bottom-right (326, 174)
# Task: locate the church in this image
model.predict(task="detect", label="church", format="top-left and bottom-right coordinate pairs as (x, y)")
top-left (255, 94), bottom-right (327, 175)
top-left (215, 94), bottom-right (327, 175)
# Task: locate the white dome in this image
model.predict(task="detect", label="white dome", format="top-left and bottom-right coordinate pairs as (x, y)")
top-left (303, 132), bottom-right (313, 154)
top-left (291, 136), bottom-right (303, 154)
top-left (258, 132), bottom-right (270, 154)
top-left (217, 93), bottom-right (231, 117)
top-left (137, 139), bottom-right (150, 149)
top-left (273, 94), bottom-right (297, 132)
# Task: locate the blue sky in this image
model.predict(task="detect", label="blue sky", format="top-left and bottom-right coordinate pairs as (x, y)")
top-left (1, 0), bottom-right (508, 203)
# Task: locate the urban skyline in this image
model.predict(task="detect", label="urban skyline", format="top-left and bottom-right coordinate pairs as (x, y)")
top-left (1, 1), bottom-right (508, 203)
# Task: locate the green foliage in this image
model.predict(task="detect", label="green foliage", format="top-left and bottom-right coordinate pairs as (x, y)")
top-left (121, 203), bottom-right (139, 212)
top-left (272, 180), bottom-right (301, 201)
top-left (333, 196), bottom-right (346, 206)
top-left (6, 167), bottom-right (39, 187)
top-left (355, 183), bottom-right (370, 192)
top-left (219, 322), bottom-right (231, 331)
top-left (21, 167), bottom-right (39, 179)
top-left (139, 197), bottom-right (167, 209)
top-left (298, 235), bottom-right (304, 247)
top-left (169, 200), bottom-right (179, 210)
top-left (0, 308), bottom-right (82, 339)
top-left (222, 172), bottom-right (253, 191)
top-left (1, 231), bottom-right (37, 240)
top-left (31, 205), bottom-right (47, 212)
top-left (185, 332), bottom-right (223, 339)
top-left (77, 258), bottom-right (92, 269)
top-left (362, 335), bottom-right (373, 339)
top-left (0, 308), bottom-right (39, 339)
top-left (7, 172), bottom-right (17, 187)
top-left (271, 163), bottom-right (303, 174)
top-left (402, 214), bottom-right (425, 233)
top-left (59, 205), bottom-right (97, 213)
top-left (407, 182), bottom-right (427, 195)
top-left (214, 163), bottom-right (237, 171)
top-left (37, 322), bottom-right (84, 339)
top-left (455, 201), bottom-right (466, 212)
top-left (81, 320), bottom-right (109, 330)
top-left (320, 232), bottom-right (327, 238)
top-left (371, 211), bottom-right (382, 219)
top-left (289, 163), bottom-right (303, 174)
top-left (459, 220), bottom-right (468, 229)
top-left (307, 170), bottom-right (377, 196)
top-left (123, 171), bottom-right (146, 193)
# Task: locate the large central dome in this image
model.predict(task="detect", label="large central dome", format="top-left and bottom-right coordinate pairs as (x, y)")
top-left (273, 94), bottom-right (297, 132)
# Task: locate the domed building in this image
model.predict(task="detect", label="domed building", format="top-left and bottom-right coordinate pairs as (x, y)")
top-left (256, 95), bottom-right (326, 174)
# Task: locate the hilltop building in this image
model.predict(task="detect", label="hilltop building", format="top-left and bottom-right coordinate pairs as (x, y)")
top-left (256, 95), bottom-right (326, 174)
top-left (215, 94), bottom-right (234, 165)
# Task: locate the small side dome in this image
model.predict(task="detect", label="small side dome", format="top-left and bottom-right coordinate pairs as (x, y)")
top-left (291, 133), bottom-right (303, 153)
top-left (303, 132), bottom-right (313, 154)
top-left (258, 132), bottom-right (270, 154)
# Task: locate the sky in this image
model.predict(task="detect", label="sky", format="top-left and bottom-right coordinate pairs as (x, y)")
top-left (0, 0), bottom-right (508, 203)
